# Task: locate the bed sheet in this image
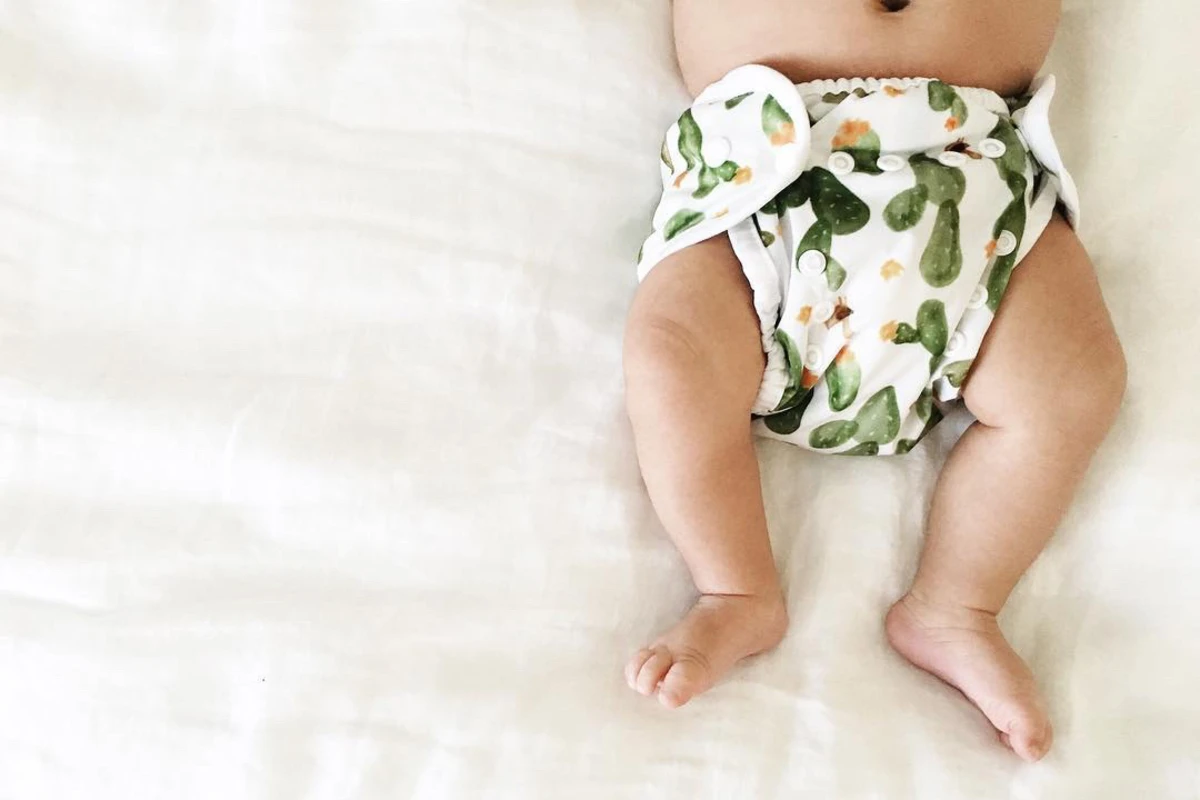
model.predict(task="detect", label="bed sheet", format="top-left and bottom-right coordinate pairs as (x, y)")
top-left (1, 1), bottom-right (1198, 798)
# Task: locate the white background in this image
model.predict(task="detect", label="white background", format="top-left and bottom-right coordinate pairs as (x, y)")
top-left (1, 1), bottom-right (1198, 797)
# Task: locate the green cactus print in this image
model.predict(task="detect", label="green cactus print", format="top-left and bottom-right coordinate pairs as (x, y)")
top-left (941, 359), bottom-right (973, 388)
top-left (854, 386), bottom-right (901, 445)
top-left (762, 96), bottom-right (796, 145)
top-left (809, 419), bottom-right (859, 449)
top-left (878, 154), bottom-right (969, 289)
top-left (987, 118), bottom-right (1029, 190)
top-left (640, 78), bottom-right (1055, 458)
top-left (773, 329), bottom-right (808, 412)
top-left (896, 400), bottom-right (946, 453)
top-left (910, 155), bottom-right (966, 205)
top-left (927, 80), bottom-right (968, 129)
top-left (662, 209), bottom-right (705, 241)
top-left (883, 156), bottom-right (966, 285)
top-left (760, 171), bottom-right (812, 217)
top-left (677, 109), bottom-right (703, 171)
top-left (822, 88), bottom-right (869, 104)
top-left (914, 386), bottom-right (933, 421)
top-left (796, 219), bottom-right (848, 291)
top-left (835, 129), bottom-right (883, 175)
top-left (977, 119), bottom-right (1032, 311)
top-left (675, 109), bottom-right (743, 200)
top-left (725, 92), bottom-right (752, 110)
top-left (915, 299), bottom-right (949, 357)
top-left (807, 385), bottom-right (901, 450)
top-left (883, 184), bottom-right (929, 231)
top-left (842, 441), bottom-right (880, 456)
top-left (827, 352), bottom-right (862, 411)
top-left (891, 300), bottom-right (948, 372)
top-left (765, 168), bottom-right (866, 291)
top-left (985, 195), bottom-right (1028, 311)
top-left (921, 201), bottom-right (963, 287)
top-left (810, 167), bottom-right (870, 235)
top-left (765, 391), bottom-right (813, 435)
top-left (782, 167), bottom-right (868, 291)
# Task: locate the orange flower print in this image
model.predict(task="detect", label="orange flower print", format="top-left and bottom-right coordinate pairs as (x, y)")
top-left (985, 239), bottom-right (998, 258)
top-left (880, 259), bottom-right (904, 280)
top-left (834, 345), bottom-right (855, 365)
top-left (734, 166), bottom-right (753, 185)
top-left (770, 122), bottom-right (797, 147)
top-left (879, 321), bottom-right (899, 341)
top-left (831, 119), bottom-right (872, 149)
top-left (944, 117), bottom-right (960, 132)
top-left (673, 170), bottom-right (689, 189)
top-left (796, 305), bottom-right (813, 324)
top-left (883, 85), bottom-right (906, 97)
top-left (801, 367), bottom-right (820, 389)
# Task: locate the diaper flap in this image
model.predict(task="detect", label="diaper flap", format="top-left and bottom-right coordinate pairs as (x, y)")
top-left (1013, 75), bottom-right (1081, 228)
top-left (638, 65), bottom-right (812, 279)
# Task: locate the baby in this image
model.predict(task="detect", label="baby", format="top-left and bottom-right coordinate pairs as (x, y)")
top-left (623, 0), bottom-right (1125, 762)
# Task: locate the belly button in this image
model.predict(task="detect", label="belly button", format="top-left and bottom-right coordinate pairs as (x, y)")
top-left (880, 0), bottom-right (910, 11)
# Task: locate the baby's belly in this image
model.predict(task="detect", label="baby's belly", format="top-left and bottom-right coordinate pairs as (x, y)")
top-left (673, 0), bottom-right (1061, 98)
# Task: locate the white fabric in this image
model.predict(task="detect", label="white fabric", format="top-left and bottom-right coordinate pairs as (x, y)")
top-left (1, 1), bottom-right (1198, 798)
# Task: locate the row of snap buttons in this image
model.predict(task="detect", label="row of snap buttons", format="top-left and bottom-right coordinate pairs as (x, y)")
top-left (826, 137), bottom-right (1008, 176)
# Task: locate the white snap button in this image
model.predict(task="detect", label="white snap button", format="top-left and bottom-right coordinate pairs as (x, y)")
top-left (946, 332), bottom-right (966, 355)
top-left (995, 230), bottom-right (1018, 256)
top-left (812, 301), bottom-right (835, 323)
top-left (978, 138), bottom-right (1007, 158)
top-left (937, 150), bottom-right (968, 168)
top-left (797, 249), bottom-right (828, 276)
top-left (967, 285), bottom-right (989, 309)
top-left (701, 136), bottom-right (731, 165)
top-left (876, 154), bottom-right (906, 172)
top-left (827, 151), bottom-right (856, 175)
top-left (804, 345), bottom-right (823, 369)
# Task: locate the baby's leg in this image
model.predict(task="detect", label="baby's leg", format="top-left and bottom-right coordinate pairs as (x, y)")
top-left (887, 217), bottom-right (1127, 761)
top-left (623, 236), bottom-right (787, 708)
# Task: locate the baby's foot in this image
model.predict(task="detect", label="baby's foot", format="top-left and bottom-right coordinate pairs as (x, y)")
top-left (886, 593), bottom-right (1053, 762)
top-left (625, 593), bottom-right (787, 708)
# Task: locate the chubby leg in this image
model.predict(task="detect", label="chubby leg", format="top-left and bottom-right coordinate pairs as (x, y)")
top-left (887, 217), bottom-right (1127, 761)
top-left (623, 236), bottom-right (787, 708)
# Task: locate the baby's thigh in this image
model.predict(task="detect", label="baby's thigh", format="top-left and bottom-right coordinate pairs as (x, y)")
top-left (625, 236), bottom-right (765, 406)
top-left (962, 216), bottom-right (1126, 428)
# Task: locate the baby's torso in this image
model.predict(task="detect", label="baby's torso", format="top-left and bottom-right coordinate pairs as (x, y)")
top-left (673, 0), bottom-right (1062, 98)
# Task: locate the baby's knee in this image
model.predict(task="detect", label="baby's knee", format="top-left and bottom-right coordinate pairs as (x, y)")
top-left (968, 326), bottom-right (1127, 439)
top-left (1025, 333), bottom-right (1126, 438)
top-left (1085, 334), bottom-right (1128, 425)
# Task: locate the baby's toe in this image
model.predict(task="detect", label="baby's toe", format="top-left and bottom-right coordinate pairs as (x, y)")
top-left (625, 648), bottom-right (655, 689)
top-left (634, 646), bottom-right (674, 696)
top-left (1007, 716), bottom-right (1053, 762)
top-left (658, 658), bottom-right (710, 709)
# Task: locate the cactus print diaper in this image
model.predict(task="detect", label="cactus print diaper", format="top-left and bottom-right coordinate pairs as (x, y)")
top-left (638, 65), bottom-right (1080, 455)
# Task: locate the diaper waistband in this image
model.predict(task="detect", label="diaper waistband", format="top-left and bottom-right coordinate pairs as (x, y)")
top-left (795, 77), bottom-right (1011, 118)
